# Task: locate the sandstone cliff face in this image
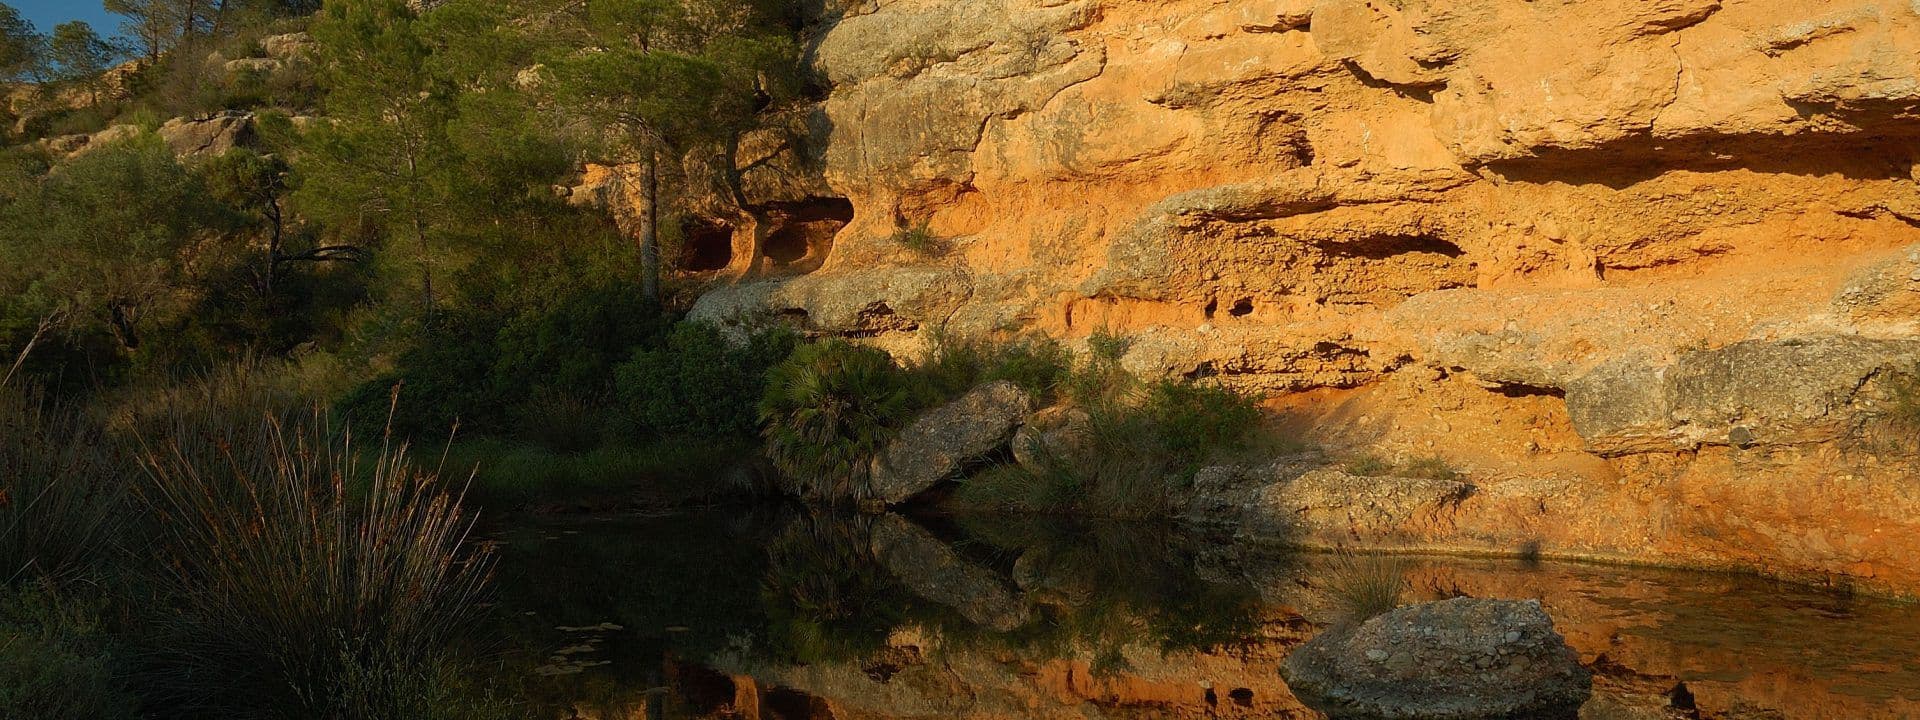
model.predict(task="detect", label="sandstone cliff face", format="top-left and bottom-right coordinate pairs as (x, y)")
top-left (689, 0), bottom-right (1920, 594)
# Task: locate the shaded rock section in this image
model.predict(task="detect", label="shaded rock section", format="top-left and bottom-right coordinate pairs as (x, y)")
top-left (1196, 464), bottom-right (1476, 547)
top-left (1567, 335), bottom-right (1920, 456)
top-left (869, 381), bottom-right (1034, 504)
top-left (1282, 597), bottom-right (1591, 720)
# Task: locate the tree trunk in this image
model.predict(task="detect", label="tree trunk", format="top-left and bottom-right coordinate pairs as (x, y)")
top-left (638, 147), bottom-right (661, 303)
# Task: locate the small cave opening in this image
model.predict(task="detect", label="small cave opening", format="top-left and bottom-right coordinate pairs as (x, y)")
top-left (1229, 298), bottom-right (1255, 317)
top-left (1203, 298), bottom-right (1219, 320)
top-left (679, 217), bottom-right (734, 272)
top-left (1229, 688), bottom-right (1255, 707)
top-left (1333, 233), bottom-right (1466, 260)
top-left (762, 197), bottom-right (854, 269)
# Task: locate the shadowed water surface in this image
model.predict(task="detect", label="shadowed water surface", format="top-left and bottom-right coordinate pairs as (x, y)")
top-left (484, 509), bottom-right (1920, 719)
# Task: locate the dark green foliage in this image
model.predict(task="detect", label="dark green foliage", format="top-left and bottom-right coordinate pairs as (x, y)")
top-left (892, 223), bottom-right (943, 255)
top-left (1141, 377), bottom-right (1262, 476)
top-left (911, 333), bottom-right (1072, 403)
top-left (339, 279), bottom-right (670, 442)
top-left (0, 4), bottom-right (41, 82)
top-left (615, 322), bottom-right (796, 438)
top-left (0, 389), bottom-right (127, 586)
top-left (1344, 453), bottom-right (1395, 476)
top-left (0, 586), bottom-right (139, 720)
top-left (450, 437), bottom-right (760, 512)
top-left (44, 22), bottom-right (119, 88)
top-left (1400, 455), bottom-right (1461, 482)
top-left (759, 341), bottom-right (917, 501)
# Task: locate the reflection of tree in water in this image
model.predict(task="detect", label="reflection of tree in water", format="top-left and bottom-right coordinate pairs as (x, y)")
top-left (760, 512), bottom-right (913, 665)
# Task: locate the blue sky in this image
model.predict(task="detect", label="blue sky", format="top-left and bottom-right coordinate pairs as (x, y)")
top-left (10, 1), bottom-right (122, 37)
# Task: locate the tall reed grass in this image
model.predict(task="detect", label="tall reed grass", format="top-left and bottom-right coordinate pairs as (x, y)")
top-left (133, 386), bottom-right (496, 718)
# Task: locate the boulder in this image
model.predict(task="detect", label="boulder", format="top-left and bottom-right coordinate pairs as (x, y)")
top-left (1241, 467), bottom-right (1475, 546)
top-left (156, 112), bottom-right (255, 157)
top-left (1010, 405), bottom-right (1091, 470)
top-left (224, 57), bottom-right (283, 76)
top-left (869, 515), bottom-right (1030, 631)
top-left (868, 381), bottom-right (1034, 504)
top-left (260, 32), bottom-right (315, 62)
top-left (1282, 597), bottom-right (1591, 720)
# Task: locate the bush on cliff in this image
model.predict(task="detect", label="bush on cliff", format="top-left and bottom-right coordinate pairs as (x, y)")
top-left (911, 333), bottom-right (1072, 404)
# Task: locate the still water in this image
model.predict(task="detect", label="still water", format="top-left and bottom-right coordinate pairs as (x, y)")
top-left (486, 509), bottom-right (1920, 720)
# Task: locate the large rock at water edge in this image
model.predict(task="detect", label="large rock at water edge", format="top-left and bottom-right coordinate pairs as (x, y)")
top-left (1282, 597), bottom-right (1591, 720)
top-left (868, 381), bottom-right (1035, 504)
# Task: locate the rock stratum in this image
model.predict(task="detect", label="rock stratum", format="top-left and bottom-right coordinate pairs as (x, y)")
top-left (680, 0), bottom-right (1920, 595)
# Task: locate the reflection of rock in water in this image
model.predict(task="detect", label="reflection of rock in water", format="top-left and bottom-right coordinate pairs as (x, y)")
top-left (1281, 598), bottom-right (1591, 720)
top-left (511, 511), bottom-right (1920, 720)
top-left (869, 514), bottom-right (1030, 631)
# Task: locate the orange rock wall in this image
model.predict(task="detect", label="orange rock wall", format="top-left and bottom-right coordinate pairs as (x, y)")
top-left (689, 0), bottom-right (1920, 594)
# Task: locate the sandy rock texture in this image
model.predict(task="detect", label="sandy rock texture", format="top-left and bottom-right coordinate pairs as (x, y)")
top-left (1281, 598), bottom-right (1591, 720)
top-left (685, 0), bottom-right (1920, 594)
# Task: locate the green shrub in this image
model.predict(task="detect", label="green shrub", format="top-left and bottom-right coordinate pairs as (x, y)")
top-left (339, 279), bottom-right (671, 442)
top-left (1085, 328), bottom-right (1131, 364)
top-left (0, 586), bottom-right (138, 720)
top-left (511, 386), bottom-right (604, 453)
top-left (449, 437), bottom-right (761, 511)
top-left (134, 407), bottom-right (494, 717)
top-left (615, 322), bottom-right (796, 439)
top-left (1142, 378), bottom-right (1261, 476)
top-left (760, 341), bottom-right (917, 502)
top-left (911, 333), bottom-right (1071, 403)
top-left (955, 363), bottom-right (1264, 518)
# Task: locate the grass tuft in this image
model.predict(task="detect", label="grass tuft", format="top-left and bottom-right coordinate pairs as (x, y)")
top-left (134, 403), bottom-right (495, 717)
top-left (1321, 549), bottom-right (1410, 626)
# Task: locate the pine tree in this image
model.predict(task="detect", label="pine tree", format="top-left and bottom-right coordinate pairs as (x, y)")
top-left (541, 0), bottom-right (800, 299)
top-left (0, 3), bottom-right (42, 82)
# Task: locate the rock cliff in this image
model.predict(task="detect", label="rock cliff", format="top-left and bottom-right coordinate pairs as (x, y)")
top-left (687, 0), bottom-right (1920, 595)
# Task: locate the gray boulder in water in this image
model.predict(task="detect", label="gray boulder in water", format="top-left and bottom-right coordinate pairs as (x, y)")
top-left (1281, 597), bottom-right (1591, 720)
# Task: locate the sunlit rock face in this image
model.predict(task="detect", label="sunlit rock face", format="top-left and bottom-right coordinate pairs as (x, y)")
top-left (689, 0), bottom-right (1920, 595)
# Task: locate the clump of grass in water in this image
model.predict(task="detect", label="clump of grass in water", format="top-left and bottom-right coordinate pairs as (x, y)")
top-left (134, 397), bottom-right (496, 718)
top-left (1321, 549), bottom-right (1411, 627)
